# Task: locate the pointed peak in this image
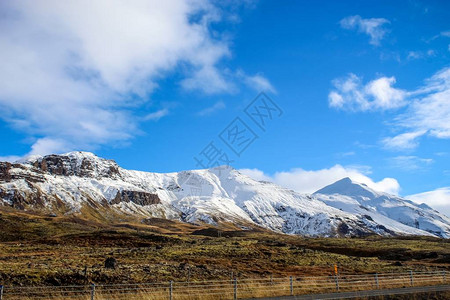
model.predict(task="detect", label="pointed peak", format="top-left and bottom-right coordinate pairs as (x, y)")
top-left (335, 177), bottom-right (353, 184)
top-left (333, 177), bottom-right (372, 189)
top-left (209, 164), bottom-right (235, 171)
top-left (178, 165), bottom-right (237, 179)
top-left (63, 151), bottom-right (97, 156)
top-left (208, 165), bottom-right (237, 177)
top-left (21, 151), bottom-right (102, 164)
top-left (314, 177), bottom-right (379, 199)
top-left (61, 151), bottom-right (102, 160)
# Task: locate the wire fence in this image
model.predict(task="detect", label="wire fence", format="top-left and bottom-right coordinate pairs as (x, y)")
top-left (0, 270), bottom-right (448, 300)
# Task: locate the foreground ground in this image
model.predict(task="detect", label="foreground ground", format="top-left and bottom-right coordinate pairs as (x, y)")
top-left (0, 207), bottom-right (449, 287)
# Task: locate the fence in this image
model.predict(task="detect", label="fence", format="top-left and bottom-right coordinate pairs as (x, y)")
top-left (0, 271), bottom-right (448, 299)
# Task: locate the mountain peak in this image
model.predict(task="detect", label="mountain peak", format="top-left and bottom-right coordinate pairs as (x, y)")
top-left (314, 177), bottom-right (380, 200)
top-left (314, 177), bottom-right (450, 238)
top-left (20, 151), bottom-right (102, 164)
top-left (26, 151), bottom-right (120, 178)
top-left (62, 151), bottom-right (101, 159)
top-left (335, 177), bottom-right (353, 184)
top-left (1, 152), bottom-right (449, 237)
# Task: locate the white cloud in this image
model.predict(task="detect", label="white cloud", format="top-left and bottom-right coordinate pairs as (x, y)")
top-left (240, 164), bottom-right (400, 195)
top-left (407, 188), bottom-right (450, 217)
top-left (340, 15), bottom-right (390, 46)
top-left (407, 51), bottom-right (422, 60)
top-left (389, 155), bottom-right (434, 171)
top-left (28, 138), bottom-right (71, 156)
top-left (143, 109), bottom-right (170, 121)
top-left (196, 101), bottom-right (226, 116)
top-left (181, 68), bottom-right (276, 95)
top-left (337, 151), bottom-right (356, 157)
top-left (407, 50), bottom-right (435, 60)
top-left (432, 30), bottom-right (450, 40)
top-left (237, 70), bottom-right (276, 93)
top-left (329, 74), bottom-right (407, 111)
top-left (382, 130), bottom-right (427, 150)
top-left (0, 137), bottom-right (72, 161)
top-left (395, 68), bottom-right (450, 141)
top-left (238, 168), bottom-right (272, 182)
top-left (0, 155), bottom-right (22, 163)
top-left (428, 31), bottom-right (450, 47)
top-left (331, 67), bottom-right (450, 150)
top-left (366, 77), bottom-right (407, 109)
top-left (0, 0), bottom-right (266, 157)
top-left (181, 65), bottom-right (233, 94)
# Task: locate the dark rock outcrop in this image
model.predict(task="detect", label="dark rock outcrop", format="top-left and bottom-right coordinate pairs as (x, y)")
top-left (111, 190), bottom-right (161, 206)
top-left (0, 188), bottom-right (47, 209)
top-left (0, 162), bottom-right (45, 183)
top-left (104, 257), bottom-right (117, 269)
top-left (0, 162), bottom-right (12, 182)
top-left (32, 153), bottom-right (120, 179)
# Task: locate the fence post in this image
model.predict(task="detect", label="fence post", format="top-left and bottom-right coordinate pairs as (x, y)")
top-left (409, 270), bottom-right (413, 286)
top-left (90, 283), bottom-right (95, 300)
top-left (234, 278), bottom-right (237, 300)
top-left (0, 285), bottom-right (3, 300)
top-left (335, 275), bottom-right (339, 291)
top-left (375, 273), bottom-right (379, 289)
top-left (169, 281), bottom-right (173, 300)
top-left (290, 276), bottom-right (293, 296)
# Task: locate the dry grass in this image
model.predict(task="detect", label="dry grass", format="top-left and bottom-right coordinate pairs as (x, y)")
top-left (3, 272), bottom-right (449, 299)
top-left (0, 207), bottom-right (449, 299)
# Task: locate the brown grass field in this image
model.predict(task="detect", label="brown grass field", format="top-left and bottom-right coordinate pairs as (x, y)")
top-left (0, 206), bottom-right (449, 299)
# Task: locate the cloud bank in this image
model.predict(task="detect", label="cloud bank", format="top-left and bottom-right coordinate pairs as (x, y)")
top-left (407, 188), bottom-right (450, 217)
top-left (240, 165), bottom-right (449, 217)
top-left (0, 0), bottom-right (271, 157)
top-left (329, 67), bottom-right (450, 150)
top-left (329, 74), bottom-right (406, 111)
top-left (240, 164), bottom-right (400, 195)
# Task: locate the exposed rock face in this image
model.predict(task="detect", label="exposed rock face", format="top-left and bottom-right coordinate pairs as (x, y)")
top-left (111, 190), bottom-right (161, 206)
top-left (32, 152), bottom-right (121, 179)
top-left (0, 188), bottom-right (47, 209)
top-left (0, 162), bottom-right (45, 183)
top-left (0, 152), bottom-right (156, 212)
top-left (0, 162), bottom-right (12, 182)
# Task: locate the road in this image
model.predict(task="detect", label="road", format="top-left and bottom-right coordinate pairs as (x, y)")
top-left (245, 284), bottom-right (450, 300)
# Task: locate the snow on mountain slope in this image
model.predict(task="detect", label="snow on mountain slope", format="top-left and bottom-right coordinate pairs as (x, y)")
top-left (171, 167), bottom-right (363, 236)
top-left (314, 178), bottom-right (450, 238)
top-left (0, 152), bottom-right (448, 238)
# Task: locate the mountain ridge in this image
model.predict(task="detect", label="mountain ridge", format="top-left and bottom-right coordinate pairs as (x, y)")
top-left (314, 177), bottom-right (450, 238)
top-left (1, 151), bottom-right (449, 238)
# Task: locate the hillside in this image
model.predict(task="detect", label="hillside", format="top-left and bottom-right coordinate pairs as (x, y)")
top-left (0, 208), bottom-right (449, 286)
top-left (1, 151), bottom-right (449, 238)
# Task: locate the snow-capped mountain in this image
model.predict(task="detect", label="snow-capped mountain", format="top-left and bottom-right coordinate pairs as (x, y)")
top-left (314, 178), bottom-right (450, 238)
top-left (0, 152), bottom-right (449, 238)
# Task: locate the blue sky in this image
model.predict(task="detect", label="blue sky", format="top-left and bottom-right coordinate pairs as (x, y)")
top-left (0, 0), bottom-right (449, 215)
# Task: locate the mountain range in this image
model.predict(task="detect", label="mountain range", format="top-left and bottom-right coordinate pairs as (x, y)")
top-left (0, 151), bottom-right (449, 238)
